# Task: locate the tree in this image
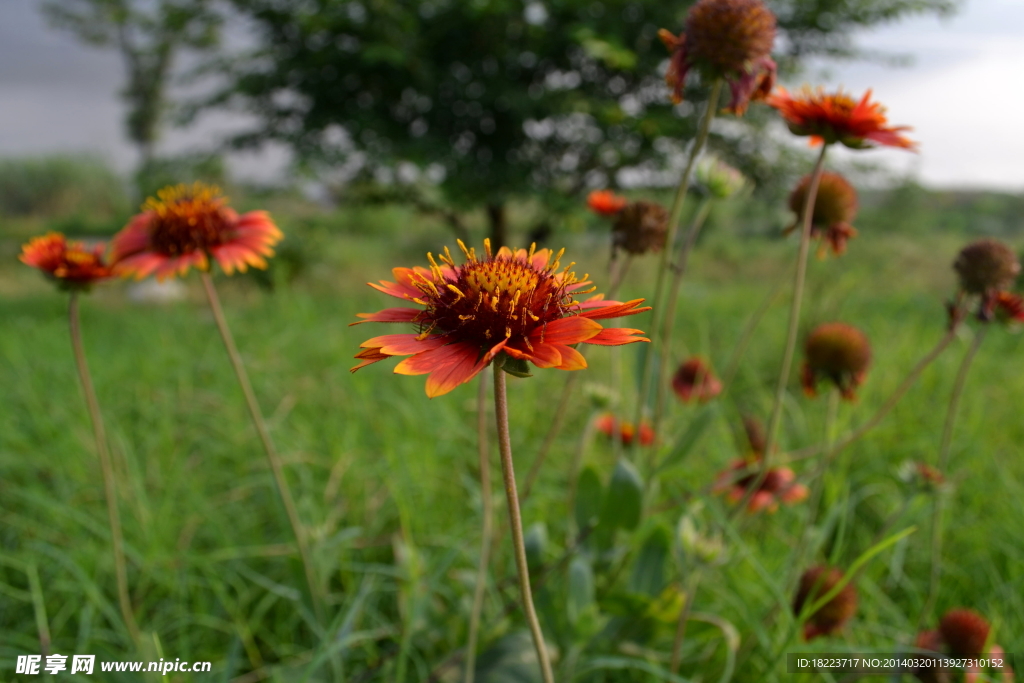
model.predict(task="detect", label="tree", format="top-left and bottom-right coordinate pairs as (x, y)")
top-left (210, 0), bottom-right (955, 244)
top-left (43, 0), bottom-right (222, 167)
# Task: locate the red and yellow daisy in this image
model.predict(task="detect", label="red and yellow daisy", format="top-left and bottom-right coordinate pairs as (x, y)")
top-left (20, 232), bottom-right (113, 290)
top-left (586, 189), bottom-right (627, 216)
top-left (352, 240), bottom-right (651, 397)
top-left (595, 413), bottom-right (655, 447)
top-left (110, 183), bottom-right (283, 280)
top-left (767, 87), bottom-right (916, 150)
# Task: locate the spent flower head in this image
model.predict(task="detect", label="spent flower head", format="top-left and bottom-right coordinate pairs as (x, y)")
top-left (658, 0), bottom-right (777, 115)
top-left (20, 233), bottom-right (113, 291)
top-left (110, 182), bottom-right (283, 280)
top-left (793, 566), bottom-right (858, 640)
top-left (351, 240), bottom-right (650, 397)
top-left (787, 171), bottom-right (859, 257)
top-left (952, 239), bottom-right (1024, 324)
top-left (612, 200), bottom-right (669, 256)
top-left (768, 87), bottom-right (915, 150)
top-left (915, 609), bottom-right (1013, 683)
top-left (713, 459), bottom-right (808, 513)
top-left (672, 357), bottom-right (723, 403)
top-left (801, 322), bottom-right (872, 400)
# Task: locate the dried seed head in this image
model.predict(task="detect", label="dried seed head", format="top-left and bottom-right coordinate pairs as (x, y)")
top-left (686, 0), bottom-right (776, 78)
top-left (793, 566), bottom-right (858, 640)
top-left (954, 239), bottom-right (1020, 294)
top-left (672, 357), bottom-right (723, 403)
top-left (802, 322), bottom-right (872, 400)
top-left (612, 200), bottom-right (669, 255)
top-left (788, 172), bottom-right (859, 256)
top-left (939, 608), bottom-right (990, 656)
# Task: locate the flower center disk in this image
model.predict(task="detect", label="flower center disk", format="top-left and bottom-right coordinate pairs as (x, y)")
top-left (145, 184), bottom-right (234, 256)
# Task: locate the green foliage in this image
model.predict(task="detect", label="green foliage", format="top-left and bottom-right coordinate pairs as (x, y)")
top-left (0, 155), bottom-right (129, 227)
top-left (211, 0), bottom-right (956, 214)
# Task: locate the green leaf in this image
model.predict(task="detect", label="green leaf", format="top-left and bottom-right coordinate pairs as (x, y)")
top-left (575, 466), bottom-right (604, 532)
top-left (599, 458), bottom-right (644, 532)
top-left (656, 404), bottom-right (719, 473)
top-left (524, 522), bottom-right (547, 572)
top-left (629, 524), bottom-right (671, 596)
top-left (501, 355), bottom-right (533, 378)
top-left (567, 556), bottom-right (595, 627)
top-left (473, 632), bottom-right (544, 683)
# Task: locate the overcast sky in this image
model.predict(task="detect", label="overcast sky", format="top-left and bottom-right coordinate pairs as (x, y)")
top-left (2, 0), bottom-right (1022, 189)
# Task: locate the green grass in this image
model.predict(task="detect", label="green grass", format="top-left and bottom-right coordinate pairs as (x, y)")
top-left (1, 216), bottom-right (1022, 682)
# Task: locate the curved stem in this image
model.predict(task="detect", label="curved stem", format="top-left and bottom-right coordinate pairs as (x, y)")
top-left (464, 374), bottom-right (493, 683)
top-left (669, 569), bottom-right (703, 674)
top-left (492, 363), bottom-right (555, 683)
top-left (631, 79), bottom-right (723, 446)
top-left (653, 197), bottom-right (714, 431)
top-left (921, 327), bottom-right (986, 625)
top-left (732, 145), bottom-right (828, 518)
top-left (200, 272), bottom-right (323, 623)
top-left (69, 292), bottom-right (140, 648)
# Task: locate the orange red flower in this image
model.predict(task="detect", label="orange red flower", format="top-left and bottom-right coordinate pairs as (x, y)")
top-left (110, 183), bottom-right (283, 280)
top-left (20, 233), bottom-right (113, 290)
top-left (351, 240), bottom-right (650, 397)
top-left (767, 87), bottom-right (915, 150)
top-left (713, 459), bottom-right (807, 513)
top-left (586, 190), bottom-right (627, 216)
top-left (914, 609), bottom-right (1014, 683)
top-left (659, 0), bottom-right (777, 115)
top-left (595, 413), bottom-right (655, 447)
top-left (671, 357), bottom-right (723, 403)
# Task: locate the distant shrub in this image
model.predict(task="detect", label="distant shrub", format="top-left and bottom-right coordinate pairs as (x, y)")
top-left (0, 155), bottom-right (130, 220)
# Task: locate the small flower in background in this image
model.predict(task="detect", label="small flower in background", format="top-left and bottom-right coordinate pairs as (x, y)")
top-left (767, 87), bottom-right (916, 150)
top-left (898, 460), bottom-right (946, 493)
top-left (793, 566), bottom-right (858, 641)
top-left (671, 357), bottom-right (723, 403)
top-left (695, 155), bottom-right (747, 199)
top-left (786, 171), bottom-right (859, 257)
top-left (914, 609), bottom-right (1014, 683)
top-left (659, 0), bottom-right (777, 115)
top-left (352, 240), bottom-right (650, 397)
top-left (595, 413), bottom-right (655, 446)
top-left (801, 322), bottom-right (872, 400)
top-left (110, 182), bottom-right (283, 280)
top-left (952, 239), bottom-right (1024, 323)
top-left (20, 233), bottom-right (113, 290)
top-left (713, 459), bottom-right (808, 513)
top-left (586, 189), bottom-right (627, 216)
top-left (612, 200), bottom-right (669, 255)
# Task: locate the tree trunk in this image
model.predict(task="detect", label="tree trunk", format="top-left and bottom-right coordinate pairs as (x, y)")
top-left (487, 202), bottom-right (507, 249)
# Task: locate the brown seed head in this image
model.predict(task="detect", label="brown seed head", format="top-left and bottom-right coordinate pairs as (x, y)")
top-left (612, 200), bottom-right (669, 255)
top-left (672, 357), bottom-right (723, 403)
top-left (789, 172), bottom-right (858, 230)
top-left (939, 608), bottom-right (990, 656)
top-left (686, 0), bottom-right (776, 77)
top-left (954, 239), bottom-right (1021, 294)
top-left (793, 566), bottom-right (858, 640)
top-left (803, 322), bottom-right (872, 398)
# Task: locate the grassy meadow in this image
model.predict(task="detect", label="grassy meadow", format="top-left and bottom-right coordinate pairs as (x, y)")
top-left (1, 184), bottom-right (1022, 682)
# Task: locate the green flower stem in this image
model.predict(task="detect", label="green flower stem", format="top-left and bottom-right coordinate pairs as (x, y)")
top-left (921, 326), bottom-right (986, 625)
top-left (652, 196), bottom-right (715, 433)
top-left (519, 254), bottom-right (630, 502)
top-left (631, 79), bottom-right (723, 450)
top-left (492, 363), bottom-right (555, 683)
top-left (200, 272), bottom-right (324, 624)
top-left (732, 144), bottom-right (828, 518)
top-left (68, 291), bottom-right (140, 648)
top-left (464, 374), bottom-right (493, 683)
top-left (669, 568), bottom-right (703, 674)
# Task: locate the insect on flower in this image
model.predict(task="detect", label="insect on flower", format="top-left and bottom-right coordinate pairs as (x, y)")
top-left (352, 240), bottom-right (651, 397)
top-left (767, 86), bottom-right (916, 150)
